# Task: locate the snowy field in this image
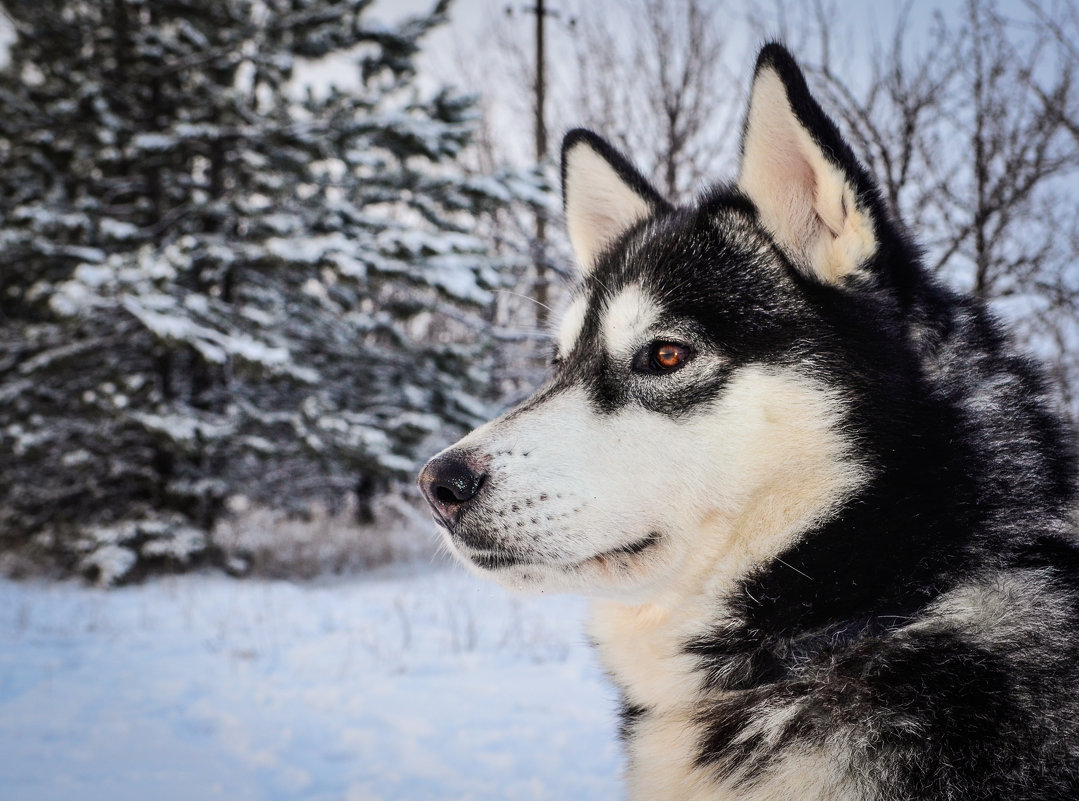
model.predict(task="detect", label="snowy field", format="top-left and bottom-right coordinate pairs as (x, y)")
top-left (0, 563), bottom-right (623, 801)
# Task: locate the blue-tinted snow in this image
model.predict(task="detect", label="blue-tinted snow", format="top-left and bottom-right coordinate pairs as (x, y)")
top-left (0, 565), bottom-right (622, 800)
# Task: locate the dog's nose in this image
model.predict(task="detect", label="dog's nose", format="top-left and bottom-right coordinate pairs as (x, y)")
top-left (418, 451), bottom-right (487, 528)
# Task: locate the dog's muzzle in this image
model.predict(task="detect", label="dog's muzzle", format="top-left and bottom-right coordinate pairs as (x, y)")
top-left (417, 450), bottom-right (487, 530)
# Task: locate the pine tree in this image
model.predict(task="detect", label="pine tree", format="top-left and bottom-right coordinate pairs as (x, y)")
top-left (0, 0), bottom-right (518, 582)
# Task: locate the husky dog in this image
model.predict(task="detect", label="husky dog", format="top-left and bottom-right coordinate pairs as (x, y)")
top-left (419, 44), bottom-right (1079, 800)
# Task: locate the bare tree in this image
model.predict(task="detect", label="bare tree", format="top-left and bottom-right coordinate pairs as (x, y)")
top-left (566, 0), bottom-right (744, 202)
top-left (463, 0), bottom-right (742, 203)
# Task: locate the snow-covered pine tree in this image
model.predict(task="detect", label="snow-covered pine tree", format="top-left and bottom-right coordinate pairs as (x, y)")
top-left (0, 0), bottom-right (517, 582)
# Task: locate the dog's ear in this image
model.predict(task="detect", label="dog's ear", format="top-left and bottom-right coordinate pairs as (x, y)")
top-left (738, 44), bottom-right (880, 284)
top-left (562, 129), bottom-right (670, 274)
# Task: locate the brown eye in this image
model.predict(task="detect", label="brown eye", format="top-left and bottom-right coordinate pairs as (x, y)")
top-left (633, 341), bottom-right (693, 374)
top-left (654, 344), bottom-right (685, 369)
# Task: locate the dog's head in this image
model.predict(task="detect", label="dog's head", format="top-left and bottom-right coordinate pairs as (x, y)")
top-left (419, 45), bottom-right (910, 601)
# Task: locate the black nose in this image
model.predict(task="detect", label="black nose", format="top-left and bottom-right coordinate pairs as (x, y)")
top-left (418, 451), bottom-right (487, 529)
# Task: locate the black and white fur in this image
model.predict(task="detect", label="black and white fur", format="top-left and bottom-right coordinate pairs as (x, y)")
top-left (419, 44), bottom-right (1079, 800)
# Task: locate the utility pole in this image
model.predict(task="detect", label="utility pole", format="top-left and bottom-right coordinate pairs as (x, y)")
top-left (508, 2), bottom-right (573, 327)
top-left (533, 0), bottom-right (549, 327)
top-left (507, 1), bottom-right (556, 327)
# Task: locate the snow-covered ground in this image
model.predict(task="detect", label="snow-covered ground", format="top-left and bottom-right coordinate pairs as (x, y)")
top-left (0, 564), bottom-right (623, 801)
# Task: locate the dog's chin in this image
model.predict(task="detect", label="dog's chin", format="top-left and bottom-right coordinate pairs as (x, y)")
top-left (449, 531), bottom-right (669, 596)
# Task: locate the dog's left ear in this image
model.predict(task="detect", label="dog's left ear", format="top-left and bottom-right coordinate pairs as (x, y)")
top-left (738, 44), bottom-right (880, 284)
top-left (562, 129), bottom-right (671, 274)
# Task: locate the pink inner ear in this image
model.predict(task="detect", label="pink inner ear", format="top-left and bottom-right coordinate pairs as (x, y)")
top-left (773, 139), bottom-right (816, 214)
top-left (759, 125), bottom-right (823, 250)
top-left (564, 143), bottom-right (653, 272)
top-left (740, 70), bottom-right (818, 233)
top-left (739, 66), bottom-right (874, 280)
top-left (739, 65), bottom-right (843, 259)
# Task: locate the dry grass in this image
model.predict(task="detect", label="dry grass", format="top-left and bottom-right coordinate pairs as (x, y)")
top-left (213, 489), bottom-right (441, 579)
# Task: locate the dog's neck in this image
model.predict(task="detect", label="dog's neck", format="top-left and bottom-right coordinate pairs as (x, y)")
top-left (589, 595), bottom-right (711, 715)
top-left (586, 468), bottom-right (961, 716)
top-left (586, 463), bottom-right (872, 714)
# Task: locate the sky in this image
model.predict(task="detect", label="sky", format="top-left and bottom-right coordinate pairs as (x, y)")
top-left (383, 0), bottom-right (1051, 86)
top-left (0, 1), bottom-right (1046, 100)
top-left (376, 0), bottom-right (1048, 169)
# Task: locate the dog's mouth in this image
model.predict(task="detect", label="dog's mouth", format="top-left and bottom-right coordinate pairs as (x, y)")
top-left (465, 532), bottom-right (663, 572)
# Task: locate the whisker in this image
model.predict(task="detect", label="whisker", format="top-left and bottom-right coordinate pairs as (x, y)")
top-left (494, 289), bottom-right (554, 313)
top-left (588, 272), bottom-right (614, 298)
top-left (776, 557), bottom-right (813, 581)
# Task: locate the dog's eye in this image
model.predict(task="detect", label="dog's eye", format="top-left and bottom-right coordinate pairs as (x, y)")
top-left (633, 342), bottom-right (692, 374)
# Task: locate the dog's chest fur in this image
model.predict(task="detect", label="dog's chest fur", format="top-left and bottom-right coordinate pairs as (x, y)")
top-left (589, 599), bottom-right (860, 801)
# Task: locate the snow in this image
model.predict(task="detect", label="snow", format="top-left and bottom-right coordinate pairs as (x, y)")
top-left (133, 411), bottom-right (233, 447)
top-left (0, 564), bottom-right (623, 800)
top-left (131, 132), bottom-right (177, 151)
top-left (428, 254), bottom-right (494, 303)
top-left (265, 233), bottom-right (353, 264)
top-left (100, 218), bottom-right (140, 240)
top-left (78, 544), bottom-right (138, 587)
